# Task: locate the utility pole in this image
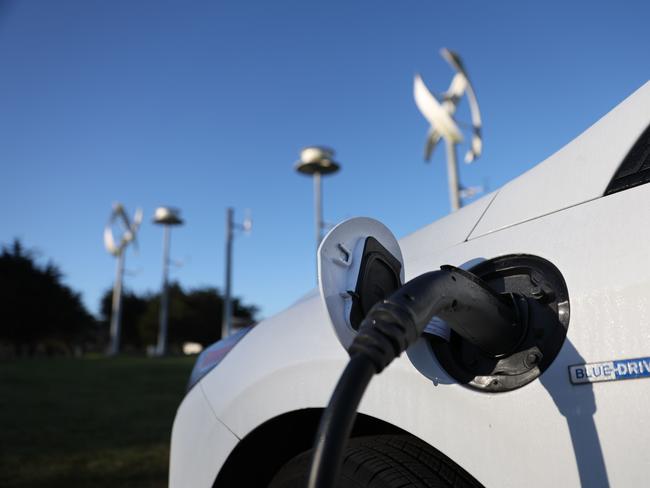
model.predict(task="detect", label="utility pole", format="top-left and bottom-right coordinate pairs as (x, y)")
top-left (221, 207), bottom-right (251, 339)
top-left (222, 207), bottom-right (234, 340)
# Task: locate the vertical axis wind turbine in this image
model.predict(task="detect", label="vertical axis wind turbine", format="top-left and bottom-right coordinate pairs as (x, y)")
top-left (413, 48), bottom-right (483, 212)
top-left (104, 203), bottom-right (143, 356)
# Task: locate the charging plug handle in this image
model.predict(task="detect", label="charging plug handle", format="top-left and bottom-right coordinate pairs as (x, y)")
top-left (437, 265), bottom-right (523, 357)
top-left (309, 265), bottom-right (522, 488)
top-left (350, 265), bottom-right (522, 372)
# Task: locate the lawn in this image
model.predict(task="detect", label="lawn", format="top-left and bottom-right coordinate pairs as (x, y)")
top-left (0, 356), bottom-right (195, 488)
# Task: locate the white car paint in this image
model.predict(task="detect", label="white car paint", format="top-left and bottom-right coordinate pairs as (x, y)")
top-left (169, 384), bottom-right (239, 487)
top-left (170, 81), bottom-right (650, 487)
top-left (470, 81), bottom-right (650, 238)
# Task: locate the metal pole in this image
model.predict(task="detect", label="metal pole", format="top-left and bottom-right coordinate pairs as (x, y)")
top-left (313, 172), bottom-right (323, 282)
top-left (108, 250), bottom-right (125, 356)
top-left (445, 139), bottom-right (461, 212)
top-left (222, 207), bottom-right (233, 339)
top-left (314, 172), bottom-right (323, 247)
top-left (157, 225), bottom-right (171, 356)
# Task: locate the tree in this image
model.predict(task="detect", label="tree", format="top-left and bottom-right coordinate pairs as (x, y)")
top-left (137, 284), bottom-right (258, 350)
top-left (99, 289), bottom-right (150, 351)
top-left (0, 239), bottom-right (94, 355)
top-left (173, 286), bottom-right (257, 346)
top-left (99, 283), bottom-right (258, 352)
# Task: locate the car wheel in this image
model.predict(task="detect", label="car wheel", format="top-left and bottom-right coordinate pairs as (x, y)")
top-left (268, 434), bottom-right (482, 488)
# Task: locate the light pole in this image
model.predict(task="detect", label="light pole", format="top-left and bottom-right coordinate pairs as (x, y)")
top-left (222, 207), bottom-right (251, 339)
top-left (295, 146), bottom-right (340, 273)
top-left (103, 203), bottom-right (142, 356)
top-left (153, 206), bottom-right (184, 356)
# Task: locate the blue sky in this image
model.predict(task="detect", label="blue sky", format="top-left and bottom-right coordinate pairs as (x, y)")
top-left (1, 0), bottom-right (649, 320)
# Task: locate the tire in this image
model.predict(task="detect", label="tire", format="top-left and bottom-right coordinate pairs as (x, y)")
top-left (268, 434), bottom-right (482, 488)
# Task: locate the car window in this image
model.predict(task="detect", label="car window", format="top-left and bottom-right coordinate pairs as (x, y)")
top-left (605, 123), bottom-right (650, 195)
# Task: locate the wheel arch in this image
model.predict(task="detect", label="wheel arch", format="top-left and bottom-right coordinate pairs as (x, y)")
top-left (213, 408), bottom-right (406, 487)
top-left (213, 408), bottom-right (479, 487)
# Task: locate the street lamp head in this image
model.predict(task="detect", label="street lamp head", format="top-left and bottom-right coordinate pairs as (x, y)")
top-left (295, 146), bottom-right (340, 176)
top-left (153, 206), bottom-right (184, 226)
top-left (301, 146), bottom-right (334, 163)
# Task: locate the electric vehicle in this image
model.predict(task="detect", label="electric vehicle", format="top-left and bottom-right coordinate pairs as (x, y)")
top-left (170, 81), bottom-right (650, 488)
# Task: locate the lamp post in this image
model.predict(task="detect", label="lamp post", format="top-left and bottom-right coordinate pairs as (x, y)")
top-left (222, 207), bottom-right (252, 339)
top-left (153, 206), bottom-right (184, 356)
top-left (295, 146), bottom-right (340, 274)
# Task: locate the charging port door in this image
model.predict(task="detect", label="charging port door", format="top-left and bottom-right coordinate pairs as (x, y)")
top-left (318, 217), bottom-right (404, 350)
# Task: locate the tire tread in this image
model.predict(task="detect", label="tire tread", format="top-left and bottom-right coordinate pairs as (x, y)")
top-left (269, 434), bottom-right (483, 488)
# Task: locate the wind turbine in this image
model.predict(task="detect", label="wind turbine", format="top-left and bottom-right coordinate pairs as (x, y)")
top-left (104, 203), bottom-right (143, 356)
top-left (414, 48), bottom-right (483, 211)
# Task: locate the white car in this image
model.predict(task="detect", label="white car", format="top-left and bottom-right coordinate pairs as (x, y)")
top-left (170, 81), bottom-right (650, 488)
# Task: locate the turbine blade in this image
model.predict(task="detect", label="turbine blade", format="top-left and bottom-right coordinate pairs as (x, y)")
top-left (424, 129), bottom-right (441, 161)
top-left (465, 133), bottom-right (483, 163)
top-left (117, 205), bottom-right (131, 233)
top-left (440, 48), bottom-right (482, 162)
top-left (440, 48), bottom-right (467, 74)
top-left (133, 208), bottom-right (143, 229)
top-left (104, 226), bottom-right (118, 255)
top-left (413, 74), bottom-right (463, 142)
top-left (443, 73), bottom-right (467, 108)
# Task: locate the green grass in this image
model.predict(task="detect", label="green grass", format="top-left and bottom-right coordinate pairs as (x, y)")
top-left (0, 356), bottom-right (195, 488)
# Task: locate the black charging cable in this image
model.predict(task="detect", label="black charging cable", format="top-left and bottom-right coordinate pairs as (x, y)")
top-left (308, 265), bottom-right (522, 488)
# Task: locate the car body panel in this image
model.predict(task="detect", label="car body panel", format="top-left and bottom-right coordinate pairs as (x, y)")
top-left (398, 190), bottom-right (497, 272)
top-left (199, 292), bottom-right (347, 438)
top-left (169, 384), bottom-right (239, 487)
top-left (469, 81), bottom-right (650, 239)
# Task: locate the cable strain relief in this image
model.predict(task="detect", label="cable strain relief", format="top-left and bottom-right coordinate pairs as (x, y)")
top-left (348, 302), bottom-right (417, 373)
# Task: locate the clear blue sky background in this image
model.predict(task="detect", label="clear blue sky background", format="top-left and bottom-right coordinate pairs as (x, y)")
top-left (1, 0), bottom-right (649, 320)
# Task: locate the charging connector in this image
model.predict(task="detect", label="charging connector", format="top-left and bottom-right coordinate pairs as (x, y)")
top-left (308, 265), bottom-right (523, 488)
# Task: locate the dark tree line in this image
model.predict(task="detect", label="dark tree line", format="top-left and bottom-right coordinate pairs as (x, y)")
top-left (0, 239), bottom-right (258, 356)
top-left (99, 283), bottom-right (257, 352)
top-left (0, 240), bottom-right (95, 355)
